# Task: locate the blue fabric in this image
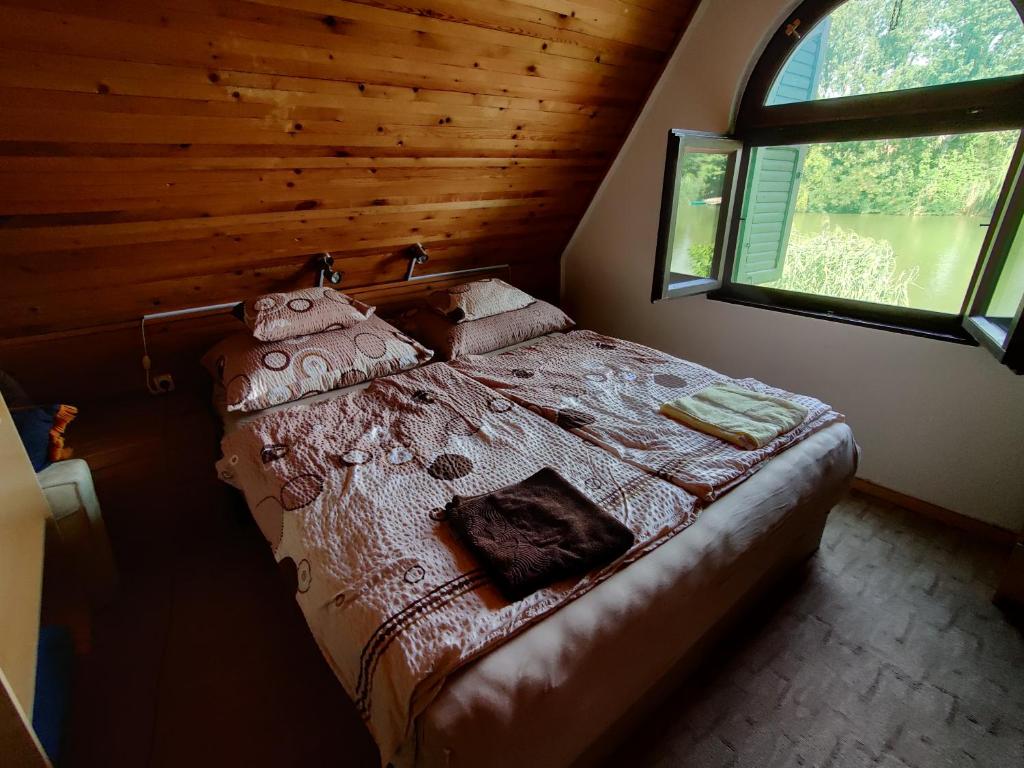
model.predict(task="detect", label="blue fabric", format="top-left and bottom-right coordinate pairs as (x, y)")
top-left (11, 405), bottom-right (56, 472)
top-left (33, 626), bottom-right (73, 765)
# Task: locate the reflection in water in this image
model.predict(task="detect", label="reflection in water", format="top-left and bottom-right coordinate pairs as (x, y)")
top-left (669, 203), bottom-right (719, 278)
top-left (793, 212), bottom-right (988, 314)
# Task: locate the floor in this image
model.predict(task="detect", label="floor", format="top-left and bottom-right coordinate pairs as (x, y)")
top-left (61, 396), bottom-right (1024, 768)
top-left (62, 395), bottom-right (378, 767)
top-left (607, 496), bottom-right (1024, 768)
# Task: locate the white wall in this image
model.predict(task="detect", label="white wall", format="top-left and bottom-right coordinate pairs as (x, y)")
top-left (562, 0), bottom-right (1024, 531)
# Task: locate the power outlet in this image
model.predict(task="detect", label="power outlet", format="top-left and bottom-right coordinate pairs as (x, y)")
top-left (153, 373), bottom-right (175, 394)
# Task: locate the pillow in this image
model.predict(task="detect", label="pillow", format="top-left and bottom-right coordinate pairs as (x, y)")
top-left (405, 300), bottom-right (574, 360)
top-left (242, 287), bottom-right (374, 342)
top-left (203, 315), bottom-right (432, 413)
top-left (427, 278), bottom-right (535, 323)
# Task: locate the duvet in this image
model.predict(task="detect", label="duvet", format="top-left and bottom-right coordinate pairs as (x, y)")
top-left (450, 331), bottom-right (845, 501)
top-left (216, 363), bottom-right (699, 764)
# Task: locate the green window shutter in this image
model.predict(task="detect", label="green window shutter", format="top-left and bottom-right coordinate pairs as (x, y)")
top-left (735, 146), bottom-right (807, 284)
top-left (735, 20), bottom-right (830, 285)
top-left (766, 18), bottom-right (831, 106)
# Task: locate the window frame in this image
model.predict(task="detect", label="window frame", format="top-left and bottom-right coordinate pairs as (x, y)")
top-left (651, 0), bottom-right (1024, 359)
top-left (963, 134), bottom-right (1024, 371)
top-left (713, 134), bottom-right (1007, 344)
top-left (651, 130), bottom-right (742, 302)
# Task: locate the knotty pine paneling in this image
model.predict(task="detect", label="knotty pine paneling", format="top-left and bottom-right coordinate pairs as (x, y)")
top-left (0, 0), bottom-right (699, 340)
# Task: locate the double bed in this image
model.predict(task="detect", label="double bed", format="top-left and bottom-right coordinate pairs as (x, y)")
top-left (210, 309), bottom-right (857, 767)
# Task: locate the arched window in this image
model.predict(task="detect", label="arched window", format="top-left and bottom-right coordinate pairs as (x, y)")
top-left (652, 0), bottom-right (1024, 372)
top-left (765, 0), bottom-right (1024, 105)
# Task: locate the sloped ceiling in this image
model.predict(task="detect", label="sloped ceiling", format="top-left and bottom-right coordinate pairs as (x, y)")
top-left (0, 0), bottom-right (698, 338)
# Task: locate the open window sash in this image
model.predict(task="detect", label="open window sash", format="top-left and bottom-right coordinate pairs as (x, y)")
top-left (652, 16), bottom-right (826, 303)
top-left (651, 130), bottom-right (742, 302)
top-left (963, 134), bottom-right (1024, 373)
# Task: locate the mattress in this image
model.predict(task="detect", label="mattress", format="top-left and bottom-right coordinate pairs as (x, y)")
top-left (410, 421), bottom-right (856, 768)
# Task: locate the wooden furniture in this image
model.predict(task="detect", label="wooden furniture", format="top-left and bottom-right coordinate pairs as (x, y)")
top-left (0, 392), bottom-right (53, 767)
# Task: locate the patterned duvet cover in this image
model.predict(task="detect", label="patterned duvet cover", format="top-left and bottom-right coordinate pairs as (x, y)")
top-left (450, 330), bottom-right (845, 502)
top-left (216, 363), bottom-right (699, 764)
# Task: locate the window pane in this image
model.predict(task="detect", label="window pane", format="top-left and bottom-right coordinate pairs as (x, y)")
top-left (734, 131), bottom-right (1019, 313)
top-left (983, 220), bottom-right (1024, 335)
top-left (669, 150), bottom-right (729, 278)
top-left (766, 0), bottom-right (1024, 106)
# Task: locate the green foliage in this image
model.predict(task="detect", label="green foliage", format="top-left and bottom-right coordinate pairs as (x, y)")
top-left (793, 0), bottom-right (1022, 217)
top-left (765, 225), bottom-right (920, 306)
top-left (678, 151), bottom-right (727, 205)
top-left (672, 152), bottom-right (727, 277)
top-left (688, 243), bottom-right (714, 278)
top-left (819, 0), bottom-right (1024, 99)
top-left (798, 132), bottom-right (1017, 217)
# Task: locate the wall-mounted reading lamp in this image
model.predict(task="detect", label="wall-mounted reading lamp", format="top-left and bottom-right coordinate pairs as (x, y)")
top-left (405, 243), bottom-right (430, 280)
top-left (139, 253), bottom-right (341, 395)
top-left (317, 252), bottom-right (344, 287)
top-left (404, 242), bottom-right (509, 282)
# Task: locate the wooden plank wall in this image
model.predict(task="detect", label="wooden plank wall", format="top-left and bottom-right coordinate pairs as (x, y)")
top-left (0, 0), bottom-right (698, 342)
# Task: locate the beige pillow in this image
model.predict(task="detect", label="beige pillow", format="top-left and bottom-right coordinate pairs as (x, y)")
top-left (427, 278), bottom-right (535, 323)
top-left (243, 287), bottom-right (374, 342)
top-left (203, 315), bottom-right (432, 412)
top-left (405, 300), bottom-right (575, 360)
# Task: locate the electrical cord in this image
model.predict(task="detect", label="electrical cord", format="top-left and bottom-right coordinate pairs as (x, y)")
top-left (140, 318), bottom-right (161, 395)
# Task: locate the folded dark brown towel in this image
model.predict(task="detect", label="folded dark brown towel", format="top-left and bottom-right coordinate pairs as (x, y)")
top-left (445, 467), bottom-right (635, 602)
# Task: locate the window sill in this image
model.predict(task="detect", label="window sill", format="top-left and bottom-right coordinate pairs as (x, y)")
top-left (654, 275), bottom-right (720, 301)
top-left (706, 287), bottom-right (978, 346)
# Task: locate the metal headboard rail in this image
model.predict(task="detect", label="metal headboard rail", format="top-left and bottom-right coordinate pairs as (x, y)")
top-left (404, 242), bottom-right (509, 282)
top-left (137, 245), bottom-right (509, 392)
top-left (140, 245), bottom-right (507, 325)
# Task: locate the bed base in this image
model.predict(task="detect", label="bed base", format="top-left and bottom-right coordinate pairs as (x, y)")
top-left (573, 499), bottom-right (832, 767)
top-left (410, 454), bottom-right (851, 768)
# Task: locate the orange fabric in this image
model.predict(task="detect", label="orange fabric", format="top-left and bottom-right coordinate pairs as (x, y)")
top-left (47, 404), bottom-right (78, 462)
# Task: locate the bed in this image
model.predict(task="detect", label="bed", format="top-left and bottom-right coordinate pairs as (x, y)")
top-left (212, 327), bottom-right (856, 767)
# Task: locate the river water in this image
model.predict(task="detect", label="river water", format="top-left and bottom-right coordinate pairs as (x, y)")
top-left (792, 212), bottom-right (988, 314)
top-left (672, 208), bottom-right (1018, 315)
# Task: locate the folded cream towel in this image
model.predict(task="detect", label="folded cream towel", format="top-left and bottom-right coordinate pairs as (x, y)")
top-left (659, 382), bottom-right (808, 450)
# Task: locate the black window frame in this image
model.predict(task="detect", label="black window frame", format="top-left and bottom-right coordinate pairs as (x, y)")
top-left (963, 135), bottom-right (1024, 372)
top-left (651, 130), bottom-right (742, 302)
top-left (652, 0), bottom-right (1024, 364)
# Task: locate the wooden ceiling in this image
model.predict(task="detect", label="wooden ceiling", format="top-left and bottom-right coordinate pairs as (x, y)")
top-left (0, 0), bottom-right (698, 339)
